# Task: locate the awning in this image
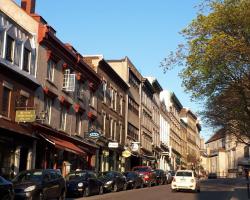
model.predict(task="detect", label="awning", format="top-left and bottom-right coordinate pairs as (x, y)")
top-left (238, 158), bottom-right (250, 167)
top-left (40, 134), bottom-right (85, 155)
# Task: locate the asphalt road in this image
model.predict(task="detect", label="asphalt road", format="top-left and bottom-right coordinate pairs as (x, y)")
top-left (66, 178), bottom-right (249, 200)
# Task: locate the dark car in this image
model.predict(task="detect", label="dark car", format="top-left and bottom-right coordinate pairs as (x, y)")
top-left (132, 166), bottom-right (157, 187)
top-left (154, 169), bottom-right (167, 185)
top-left (0, 176), bottom-right (14, 200)
top-left (98, 171), bottom-right (126, 192)
top-left (13, 169), bottom-right (66, 200)
top-left (208, 173), bottom-right (217, 179)
top-left (66, 170), bottom-right (103, 197)
top-left (123, 171), bottom-right (144, 189)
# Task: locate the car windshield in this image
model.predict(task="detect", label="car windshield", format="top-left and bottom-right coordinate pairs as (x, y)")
top-left (124, 172), bottom-right (135, 178)
top-left (176, 171), bottom-right (193, 177)
top-left (66, 172), bottom-right (87, 181)
top-left (98, 172), bottom-right (113, 179)
top-left (133, 167), bottom-right (150, 172)
top-left (0, 176), bottom-right (6, 184)
top-left (13, 171), bottom-right (43, 182)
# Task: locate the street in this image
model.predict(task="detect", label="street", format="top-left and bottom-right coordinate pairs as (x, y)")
top-left (66, 178), bottom-right (249, 200)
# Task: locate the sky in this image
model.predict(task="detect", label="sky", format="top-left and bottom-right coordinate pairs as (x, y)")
top-left (16, 0), bottom-right (213, 140)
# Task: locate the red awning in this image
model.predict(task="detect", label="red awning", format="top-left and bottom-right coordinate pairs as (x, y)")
top-left (40, 134), bottom-right (85, 155)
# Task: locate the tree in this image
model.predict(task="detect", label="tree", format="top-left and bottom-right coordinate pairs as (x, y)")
top-left (161, 0), bottom-right (250, 144)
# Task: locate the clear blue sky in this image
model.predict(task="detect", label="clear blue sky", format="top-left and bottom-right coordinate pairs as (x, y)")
top-left (17, 0), bottom-right (212, 140)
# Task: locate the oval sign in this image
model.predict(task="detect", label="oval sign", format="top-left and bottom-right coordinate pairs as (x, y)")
top-left (88, 131), bottom-right (100, 139)
top-left (122, 150), bottom-right (131, 158)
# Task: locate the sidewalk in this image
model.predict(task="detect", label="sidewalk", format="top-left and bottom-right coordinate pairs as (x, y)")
top-left (230, 178), bottom-right (249, 200)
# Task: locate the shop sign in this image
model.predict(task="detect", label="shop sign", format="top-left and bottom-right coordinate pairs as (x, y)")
top-left (15, 110), bottom-right (36, 122)
top-left (131, 142), bottom-right (140, 152)
top-left (162, 152), bottom-right (169, 156)
top-left (103, 150), bottom-right (109, 157)
top-left (88, 131), bottom-right (101, 139)
top-left (122, 150), bottom-right (131, 158)
top-left (108, 142), bottom-right (119, 148)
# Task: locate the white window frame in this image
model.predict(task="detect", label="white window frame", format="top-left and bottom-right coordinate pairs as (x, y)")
top-left (119, 96), bottom-right (123, 115)
top-left (119, 122), bottom-right (122, 144)
top-left (75, 112), bottom-right (82, 135)
top-left (102, 111), bottom-right (106, 135)
top-left (62, 69), bottom-right (75, 92)
top-left (47, 59), bottom-right (55, 82)
top-left (110, 117), bottom-right (113, 139)
top-left (113, 120), bottom-right (116, 141)
top-left (60, 105), bottom-right (67, 131)
top-left (103, 79), bottom-right (107, 103)
top-left (44, 96), bottom-right (52, 125)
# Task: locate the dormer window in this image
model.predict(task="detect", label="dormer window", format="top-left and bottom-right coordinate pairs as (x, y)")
top-left (5, 35), bottom-right (14, 62)
top-left (22, 47), bottom-right (31, 72)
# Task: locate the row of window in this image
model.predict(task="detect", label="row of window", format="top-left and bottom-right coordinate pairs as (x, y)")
top-left (127, 123), bottom-right (139, 141)
top-left (129, 71), bottom-right (140, 92)
top-left (141, 133), bottom-right (152, 151)
top-left (43, 95), bottom-right (88, 135)
top-left (0, 81), bottom-right (30, 119)
top-left (142, 90), bottom-right (153, 110)
top-left (142, 109), bottom-right (152, 131)
top-left (47, 60), bottom-right (95, 107)
top-left (128, 97), bottom-right (139, 116)
top-left (102, 112), bottom-right (123, 144)
top-left (102, 80), bottom-right (123, 115)
top-left (0, 13), bottom-right (36, 76)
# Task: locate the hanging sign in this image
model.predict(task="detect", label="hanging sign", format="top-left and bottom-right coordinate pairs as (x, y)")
top-left (15, 110), bottom-right (36, 122)
top-left (122, 150), bottom-right (132, 158)
top-left (108, 142), bottom-right (119, 148)
top-left (131, 142), bottom-right (140, 152)
top-left (88, 131), bottom-right (101, 139)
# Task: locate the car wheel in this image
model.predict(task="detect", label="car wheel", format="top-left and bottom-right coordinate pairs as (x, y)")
top-left (38, 192), bottom-right (44, 200)
top-left (148, 182), bottom-right (152, 187)
top-left (113, 183), bottom-right (118, 192)
top-left (171, 189), bottom-right (176, 192)
top-left (84, 187), bottom-right (90, 197)
top-left (133, 183), bottom-right (137, 189)
top-left (99, 185), bottom-right (104, 195)
top-left (140, 183), bottom-right (144, 188)
top-left (58, 190), bottom-right (65, 200)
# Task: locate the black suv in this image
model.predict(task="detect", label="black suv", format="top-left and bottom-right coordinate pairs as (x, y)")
top-left (13, 169), bottom-right (66, 200)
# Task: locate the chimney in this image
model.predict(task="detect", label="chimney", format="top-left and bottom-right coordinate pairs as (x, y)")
top-left (21, 0), bottom-right (36, 14)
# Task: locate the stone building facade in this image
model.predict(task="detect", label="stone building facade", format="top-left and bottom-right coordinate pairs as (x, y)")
top-left (0, 0), bottom-right (39, 178)
top-left (82, 55), bottom-right (129, 172)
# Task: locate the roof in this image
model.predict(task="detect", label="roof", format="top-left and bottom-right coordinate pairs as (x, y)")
top-left (146, 77), bottom-right (163, 93)
top-left (205, 128), bottom-right (226, 144)
top-left (171, 92), bottom-right (183, 111)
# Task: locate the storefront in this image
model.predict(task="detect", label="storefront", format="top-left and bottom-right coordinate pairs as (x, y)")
top-left (33, 123), bottom-right (98, 176)
top-left (0, 120), bottom-right (36, 179)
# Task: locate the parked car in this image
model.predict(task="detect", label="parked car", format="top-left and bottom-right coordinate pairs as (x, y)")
top-left (171, 170), bottom-right (200, 193)
top-left (12, 169), bottom-right (66, 200)
top-left (98, 171), bottom-right (126, 192)
top-left (66, 170), bottom-right (103, 197)
top-left (208, 173), bottom-right (217, 179)
top-left (132, 166), bottom-right (157, 187)
top-left (154, 169), bottom-right (167, 185)
top-left (0, 176), bottom-right (14, 200)
top-left (123, 171), bottom-right (144, 189)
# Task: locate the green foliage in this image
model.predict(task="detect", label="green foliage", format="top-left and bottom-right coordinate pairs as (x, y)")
top-left (162, 0), bottom-right (250, 143)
